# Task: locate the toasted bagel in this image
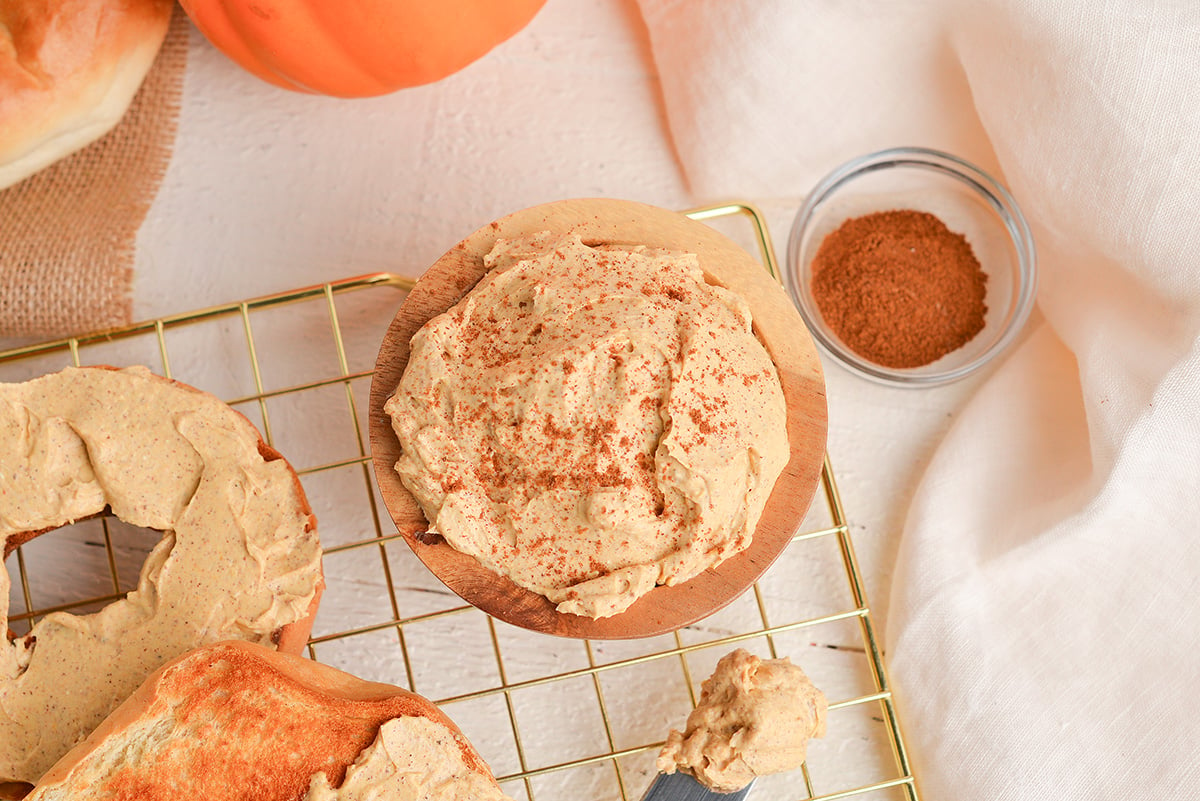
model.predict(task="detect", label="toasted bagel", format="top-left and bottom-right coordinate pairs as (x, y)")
top-left (0, 366), bottom-right (323, 790)
top-left (26, 641), bottom-right (510, 801)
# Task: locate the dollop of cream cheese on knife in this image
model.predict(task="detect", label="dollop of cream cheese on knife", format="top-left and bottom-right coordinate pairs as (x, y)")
top-left (657, 649), bottom-right (827, 793)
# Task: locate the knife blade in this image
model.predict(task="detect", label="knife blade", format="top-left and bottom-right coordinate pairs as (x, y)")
top-left (639, 771), bottom-right (755, 801)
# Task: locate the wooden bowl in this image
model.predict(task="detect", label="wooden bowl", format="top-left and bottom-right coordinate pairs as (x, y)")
top-left (369, 198), bottom-right (827, 639)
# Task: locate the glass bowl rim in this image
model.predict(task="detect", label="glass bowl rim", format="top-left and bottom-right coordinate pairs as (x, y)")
top-left (784, 146), bottom-right (1038, 387)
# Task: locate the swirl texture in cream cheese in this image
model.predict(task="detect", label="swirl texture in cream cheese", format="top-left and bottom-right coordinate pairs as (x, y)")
top-left (385, 233), bottom-right (789, 618)
top-left (0, 366), bottom-right (322, 785)
top-left (304, 717), bottom-right (514, 801)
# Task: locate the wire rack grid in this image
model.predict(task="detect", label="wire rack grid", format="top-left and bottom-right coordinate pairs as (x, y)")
top-left (1, 203), bottom-right (917, 801)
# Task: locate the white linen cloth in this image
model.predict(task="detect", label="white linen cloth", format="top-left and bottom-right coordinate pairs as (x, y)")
top-left (638, 0), bottom-right (1200, 798)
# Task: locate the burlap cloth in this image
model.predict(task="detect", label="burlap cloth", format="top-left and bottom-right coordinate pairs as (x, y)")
top-left (0, 7), bottom-right (189, 340)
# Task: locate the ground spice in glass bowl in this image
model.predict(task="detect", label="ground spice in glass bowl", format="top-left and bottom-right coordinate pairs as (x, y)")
top-left (785, 147), bottom-right (1037, 387)
top-left (811, 209), bottom-right (988, 369)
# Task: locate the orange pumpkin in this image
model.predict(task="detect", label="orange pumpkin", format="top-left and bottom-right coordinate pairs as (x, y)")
top-left (178, 0), bottom-right (548, 97)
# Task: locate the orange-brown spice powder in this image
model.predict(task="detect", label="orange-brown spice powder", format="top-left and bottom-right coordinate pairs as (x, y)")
top-left (810, 210), bottom-right (988, 368)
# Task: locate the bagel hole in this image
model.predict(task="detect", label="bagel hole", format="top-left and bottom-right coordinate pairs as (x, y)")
top-left (5, 514), bottom-right (166, 637)
top-left (0, 780), bottom-right (33, 799)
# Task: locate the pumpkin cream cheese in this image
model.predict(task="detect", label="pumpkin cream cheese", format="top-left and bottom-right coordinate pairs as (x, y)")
top-left (0, 366), bottom-right (322, 786)
top-left (385, 232), bottom-right (789, 618)
top-left (304, 716), bottom-right (514, 801)
top-left (657, 649), bottom-right (828, 793)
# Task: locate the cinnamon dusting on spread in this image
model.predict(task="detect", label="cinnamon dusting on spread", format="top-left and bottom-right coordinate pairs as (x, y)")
top-left (385, 233), bottom-right (789, 619)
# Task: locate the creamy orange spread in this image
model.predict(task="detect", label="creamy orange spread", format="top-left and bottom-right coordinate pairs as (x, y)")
top-left (385, 233), bottom-right (789, 618)
top-left (657, 649), bottom-right (827, 792)
top-left (304, 717), bottom-right (513, 801)
top-left (0, 366), bottom-right (322, 785)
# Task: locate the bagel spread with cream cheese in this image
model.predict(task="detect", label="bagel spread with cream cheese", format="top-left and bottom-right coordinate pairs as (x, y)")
top-left (0, 366), bottom-right (323, 787)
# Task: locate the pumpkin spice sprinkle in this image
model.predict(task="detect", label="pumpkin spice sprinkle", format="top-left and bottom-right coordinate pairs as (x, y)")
top-left (384, 232), bottom-right (789, 619)
top-left (810, 209), bottom-right (988, 368)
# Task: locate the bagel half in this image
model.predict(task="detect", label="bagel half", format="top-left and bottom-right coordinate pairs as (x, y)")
top-left (0, 0), bottom-right (174, 189)
top-left (1, 365), bottom-right (323, 791)
top-left (26, 641), bottom-right (511, 801)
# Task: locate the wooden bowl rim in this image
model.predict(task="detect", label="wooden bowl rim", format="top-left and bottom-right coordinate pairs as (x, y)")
top-left (368, 198), bottom-right (828, 639)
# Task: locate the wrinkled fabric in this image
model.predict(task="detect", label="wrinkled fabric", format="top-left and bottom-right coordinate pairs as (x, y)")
top-left (637, 0), bottom-right (1200, 797)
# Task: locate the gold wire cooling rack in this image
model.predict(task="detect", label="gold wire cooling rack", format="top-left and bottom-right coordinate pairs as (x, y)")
top-left (1, 203), bottom-right (917, 801)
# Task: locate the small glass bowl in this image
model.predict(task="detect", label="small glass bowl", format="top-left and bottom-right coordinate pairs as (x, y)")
top-left (785, 147), bottom-right (1037, 387)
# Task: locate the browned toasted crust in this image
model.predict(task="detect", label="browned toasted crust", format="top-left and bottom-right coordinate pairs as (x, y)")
top-left (30, 642), bottom-right (500, 799)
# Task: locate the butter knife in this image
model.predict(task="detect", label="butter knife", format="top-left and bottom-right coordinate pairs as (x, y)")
top-left (639, 772), bottom-right (755, 801)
